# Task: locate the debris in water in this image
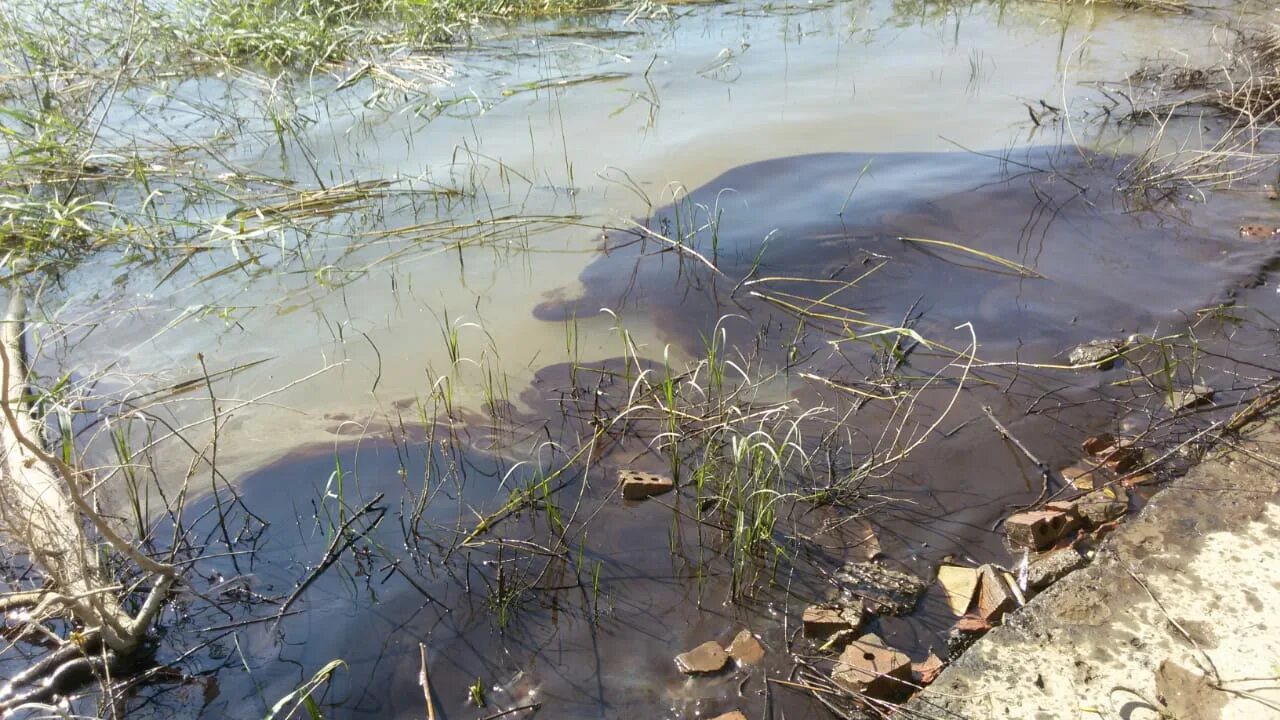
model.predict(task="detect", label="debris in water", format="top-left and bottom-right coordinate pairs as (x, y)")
top-left (674, 641), bottom-right (729, 675)
top-left (802, 604), bottom-right (862, 638)
top-left (936, 565), bottom-right (980, 616)
top-left (1167, 384), bottom-right (1214, 412)
top-left (726, 630), bottom-right (765, 666)
top-left (619, 469), bottom-right (674, 500)
top-left (1004, 509), bottom-right (1079, 550)
top-left (1068, 338), bottom-right (1126, 370)
top-left (1027, 547), bottom-right (1087, 591)
top-left (835, 561), bottom-right (927, 615)
top-left (1082, 434), bottom-right (1142, 473)
top-left (1081, 433), bottom-right (1116, 457)
top-left (1239, 223), bottom-right (1279, 240)
top-left (831, 634), bottom-right (913, 698)
top-left (1061, 462), bottom-right (1102, 491)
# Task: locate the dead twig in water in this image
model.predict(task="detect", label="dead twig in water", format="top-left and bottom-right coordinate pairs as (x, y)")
top-left (272, 495), bottom-right (384, 629)
top-left (419, 643), bottom-right (437, 720)
top-left (620, 218), bottom-right (725, 277)
top-left (478, 703), bottom-right (542, 720)
top-left (982, 405), bottom-right (1056, 524)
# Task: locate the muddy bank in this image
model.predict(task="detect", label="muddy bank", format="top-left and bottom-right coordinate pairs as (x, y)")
top-left (906, 416), bottom-right (1280, 720)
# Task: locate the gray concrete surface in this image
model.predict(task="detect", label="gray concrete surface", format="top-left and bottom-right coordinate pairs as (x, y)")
top-left (904, 421), bottom-right (1280, 720)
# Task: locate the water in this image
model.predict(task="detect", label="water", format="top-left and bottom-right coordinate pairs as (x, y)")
top-left (10, 0), bottom-right (1280, 717)
top-left (54, 0), bottom-right (1245, 484)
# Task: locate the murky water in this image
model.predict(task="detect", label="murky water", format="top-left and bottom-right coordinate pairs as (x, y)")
top-left (54, 0), bottom-right (1246, 482)
top-left (12, 0), bottom-right (1280, 717)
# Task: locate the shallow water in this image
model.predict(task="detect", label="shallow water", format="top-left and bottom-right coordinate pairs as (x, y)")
top-left (113, 143), bottom-right (1280, 719)
top-left (12, 0), bottom-right (1280, 717)
top-left (50, 0), bottom-right (1255, 483)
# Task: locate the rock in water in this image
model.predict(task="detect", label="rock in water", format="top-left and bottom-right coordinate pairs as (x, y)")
top-left (1068, 338), bottom-right (1126, 370)
top-left (835, 562), bottom-right (927, 615)
top-left (674, 641), bottom-right (729, 675)
top-left (726, 630), bottom-right (765, 665)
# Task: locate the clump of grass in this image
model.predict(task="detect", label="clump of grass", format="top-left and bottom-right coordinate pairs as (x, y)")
top-left (185, 0), bottom-right (624, 67)
top-left (1109, 26), bottom-right (1280, 199)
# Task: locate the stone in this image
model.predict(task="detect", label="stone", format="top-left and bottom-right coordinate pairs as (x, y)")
top-left (674, 641), bottom-right (729, 675)
top-left (976, 564), bottom-right (1017, 623)
top-left (831, 634), bottom-right (913, 699)
top-left (1004, 509), bottom-right (1079, 550)
top-left (619, 469), bottom-right (674, 500)
top-left (936, 565), bottom-right (980, 616)
top-left (1072, 485), bottom-right (1128, 526)
top-left (708, 713), bottom-right (747, 720)
top-left (802, 604), bottom-right (861, 638)
top-left (726, 630), bottom-right (765, 666)
top-left (1068, 339), bottom-right (1125, 370)
top-left (835, 561), bottom-right (927, 615)
top-left (1027, 547), bottom-right (1087, 591)
top-left (1168, 384), bottom-right (1214, 412)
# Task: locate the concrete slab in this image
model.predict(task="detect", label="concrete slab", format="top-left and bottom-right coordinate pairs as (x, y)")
top-left (905, 421), bottom-right (1280, 720)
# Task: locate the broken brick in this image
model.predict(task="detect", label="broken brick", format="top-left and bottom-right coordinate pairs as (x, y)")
top-left (912, 653), bottom-right (946, 685)
top-left (936, 565), bottom-right (980, 616)
top-left (802, 604), bottom-right (861, 638)
top-left (1004, 509), bottom-right (1079, 550)
top-left (1081, 433), bottom-right (1116, 457)
top-left (975, 564), bottom-right (1017, 624)
top-left (831, 634), bottom-right (913, 699)
top-left (619, 469), bottom-right (674, 500)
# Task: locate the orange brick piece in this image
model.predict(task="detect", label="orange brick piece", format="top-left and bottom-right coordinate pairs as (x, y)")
top-left (832, 634), bottom-right (913, 698)
top-left (1004, 509), bottom-right (1078, 550)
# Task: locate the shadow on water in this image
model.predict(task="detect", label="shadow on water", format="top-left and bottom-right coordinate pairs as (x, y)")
top-left (539, 146), bottom-right (1255, 360)
top-left (121, 146), bottom-right (1280, 719)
